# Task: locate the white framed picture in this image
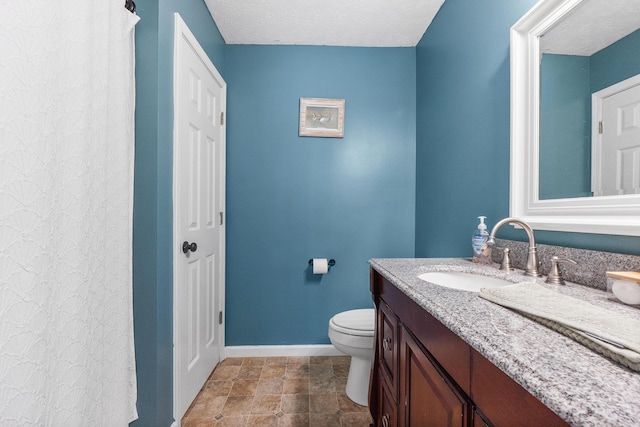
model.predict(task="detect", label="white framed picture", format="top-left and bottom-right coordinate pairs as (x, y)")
top-left (299, 98), bottom-right (345, 138)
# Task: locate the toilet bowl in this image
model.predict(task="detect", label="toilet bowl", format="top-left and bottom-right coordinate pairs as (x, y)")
top-left (328, 308), bottom-right (375, 406)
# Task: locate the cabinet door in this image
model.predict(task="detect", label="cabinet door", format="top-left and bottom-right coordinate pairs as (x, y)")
top-left (379, 302), bottom-right (399, 401)
top-left (472, 408), bottom-right (491, 427)
top-left (400, 327), bottom-right (468, 427)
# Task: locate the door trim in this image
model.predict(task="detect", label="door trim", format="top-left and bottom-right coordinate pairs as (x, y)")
top-left (172, 12), bottom-right (226, 424)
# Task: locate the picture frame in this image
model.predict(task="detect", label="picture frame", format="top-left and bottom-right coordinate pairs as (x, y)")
top-left (299, 98), bottom-right (345, 138)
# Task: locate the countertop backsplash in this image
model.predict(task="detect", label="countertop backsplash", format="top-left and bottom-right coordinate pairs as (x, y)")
top-left (492, 238), bottom-right (640, 291)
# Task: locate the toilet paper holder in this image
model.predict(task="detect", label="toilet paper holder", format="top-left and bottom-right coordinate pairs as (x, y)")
top-left (308, 259), bottom-right (336, 267)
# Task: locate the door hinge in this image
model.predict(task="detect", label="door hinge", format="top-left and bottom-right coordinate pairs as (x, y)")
top-left (219, 211), bottom-right (224, 225)
top-left (218, 311), bottom-right (223, 324)
top-left (599, 121), bottom-right (603, 134)
top-left (220, 112), bottom-right (224, 125)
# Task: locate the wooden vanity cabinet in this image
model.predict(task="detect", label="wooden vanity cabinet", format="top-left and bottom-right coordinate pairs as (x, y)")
top-left (370, 269), bottom-right (568, 427)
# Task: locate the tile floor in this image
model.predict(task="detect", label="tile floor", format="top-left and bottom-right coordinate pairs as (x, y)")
top-left (182, 356), bottom-right (373, 427)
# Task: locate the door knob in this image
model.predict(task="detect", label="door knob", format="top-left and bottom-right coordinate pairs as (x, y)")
top-left (182, 241), bottom-right (197, 254)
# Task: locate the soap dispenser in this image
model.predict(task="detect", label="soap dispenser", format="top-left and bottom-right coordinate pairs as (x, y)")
top-left (472, 216), bottom-right (491, 264)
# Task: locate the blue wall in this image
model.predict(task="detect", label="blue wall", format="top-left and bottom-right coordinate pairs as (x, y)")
top-left (591, 28), bottom-right (640, 93)
top-left (225, 45), bottom-right (416, 345)
top-left (415, 0), bottom-right (536, 256)
top-left (414, 0), bottom-right (640, 256)
top-left (539, 54), bottom-right (591, 199)
top-left (132, 0), bottom-right (225, 425)
top-left (132, 1), bottom-right (159, 424)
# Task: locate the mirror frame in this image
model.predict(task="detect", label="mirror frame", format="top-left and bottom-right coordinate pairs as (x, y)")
top-left (510, 0), bottom-right (640, 236)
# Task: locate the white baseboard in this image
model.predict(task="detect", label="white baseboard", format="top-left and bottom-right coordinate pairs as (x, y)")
top-left (224, 344), bottom-right (344, 359)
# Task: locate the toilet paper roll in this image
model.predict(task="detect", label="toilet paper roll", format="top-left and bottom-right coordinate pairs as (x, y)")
top-left (312, 258), bottom-right (329, 274)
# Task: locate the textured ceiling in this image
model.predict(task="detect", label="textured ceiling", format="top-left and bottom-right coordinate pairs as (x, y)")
top-left (204, 0), bottom-right (446, 47)
top-left (541, 0), bottom-right (640, 56)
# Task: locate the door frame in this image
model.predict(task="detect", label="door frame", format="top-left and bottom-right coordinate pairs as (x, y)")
top-left (591, 73), bottom-right (640, 196)
top-left (172, 12), bottom-right (226, 424)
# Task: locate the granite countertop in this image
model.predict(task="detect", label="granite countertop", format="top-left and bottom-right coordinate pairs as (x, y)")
top-left (369, 258), bottom-right (640, 427)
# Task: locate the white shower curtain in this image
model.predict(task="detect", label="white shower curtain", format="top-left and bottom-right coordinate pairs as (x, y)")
top-left (0, 1), bottom-right (139, 425)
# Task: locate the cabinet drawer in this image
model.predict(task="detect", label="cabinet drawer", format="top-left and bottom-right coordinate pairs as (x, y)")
top-left (379, 301), bottom-right (399, 401)
top-left (378, 372), bottom-right (398, 427)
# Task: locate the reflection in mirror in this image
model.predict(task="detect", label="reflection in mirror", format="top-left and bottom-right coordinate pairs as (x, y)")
top-left (538, 0), bottom-right (640, 200)
top-left (510, 0), bottom-right (640, 236)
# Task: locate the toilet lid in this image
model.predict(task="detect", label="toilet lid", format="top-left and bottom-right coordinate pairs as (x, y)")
top-left (330, 309), bottom-right (375, 336)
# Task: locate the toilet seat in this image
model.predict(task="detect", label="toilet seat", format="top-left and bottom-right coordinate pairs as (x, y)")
top-left (329, 309), bottom-right (374, 337)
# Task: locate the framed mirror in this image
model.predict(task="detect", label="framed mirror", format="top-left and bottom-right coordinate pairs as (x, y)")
top-left (511, 0), bottom-right (640, 236)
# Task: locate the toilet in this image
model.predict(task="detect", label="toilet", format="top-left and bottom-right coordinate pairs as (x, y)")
top-left (328, 308), bottom-right (375, 406)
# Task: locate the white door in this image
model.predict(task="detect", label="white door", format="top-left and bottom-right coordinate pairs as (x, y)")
top-left (592, 76), bottom-right (640, 196)
top-left (173, 13), bottom-right (226, 423)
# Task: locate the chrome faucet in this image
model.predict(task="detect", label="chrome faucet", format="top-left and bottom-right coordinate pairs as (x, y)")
top-left (486, 217), bottom-right (542, 277)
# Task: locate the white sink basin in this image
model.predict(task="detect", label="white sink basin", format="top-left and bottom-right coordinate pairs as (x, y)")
top-left (418, 271), bottom-right (513, 292)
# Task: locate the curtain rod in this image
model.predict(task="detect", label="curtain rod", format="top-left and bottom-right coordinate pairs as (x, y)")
top-left (125, 0), bottom-right (136, 13)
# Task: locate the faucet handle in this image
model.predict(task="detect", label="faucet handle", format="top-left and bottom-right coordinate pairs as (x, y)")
top-left (545, 256), bottom-right (577, 285)
top-left (495, 247), bottom-right (514, 272)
